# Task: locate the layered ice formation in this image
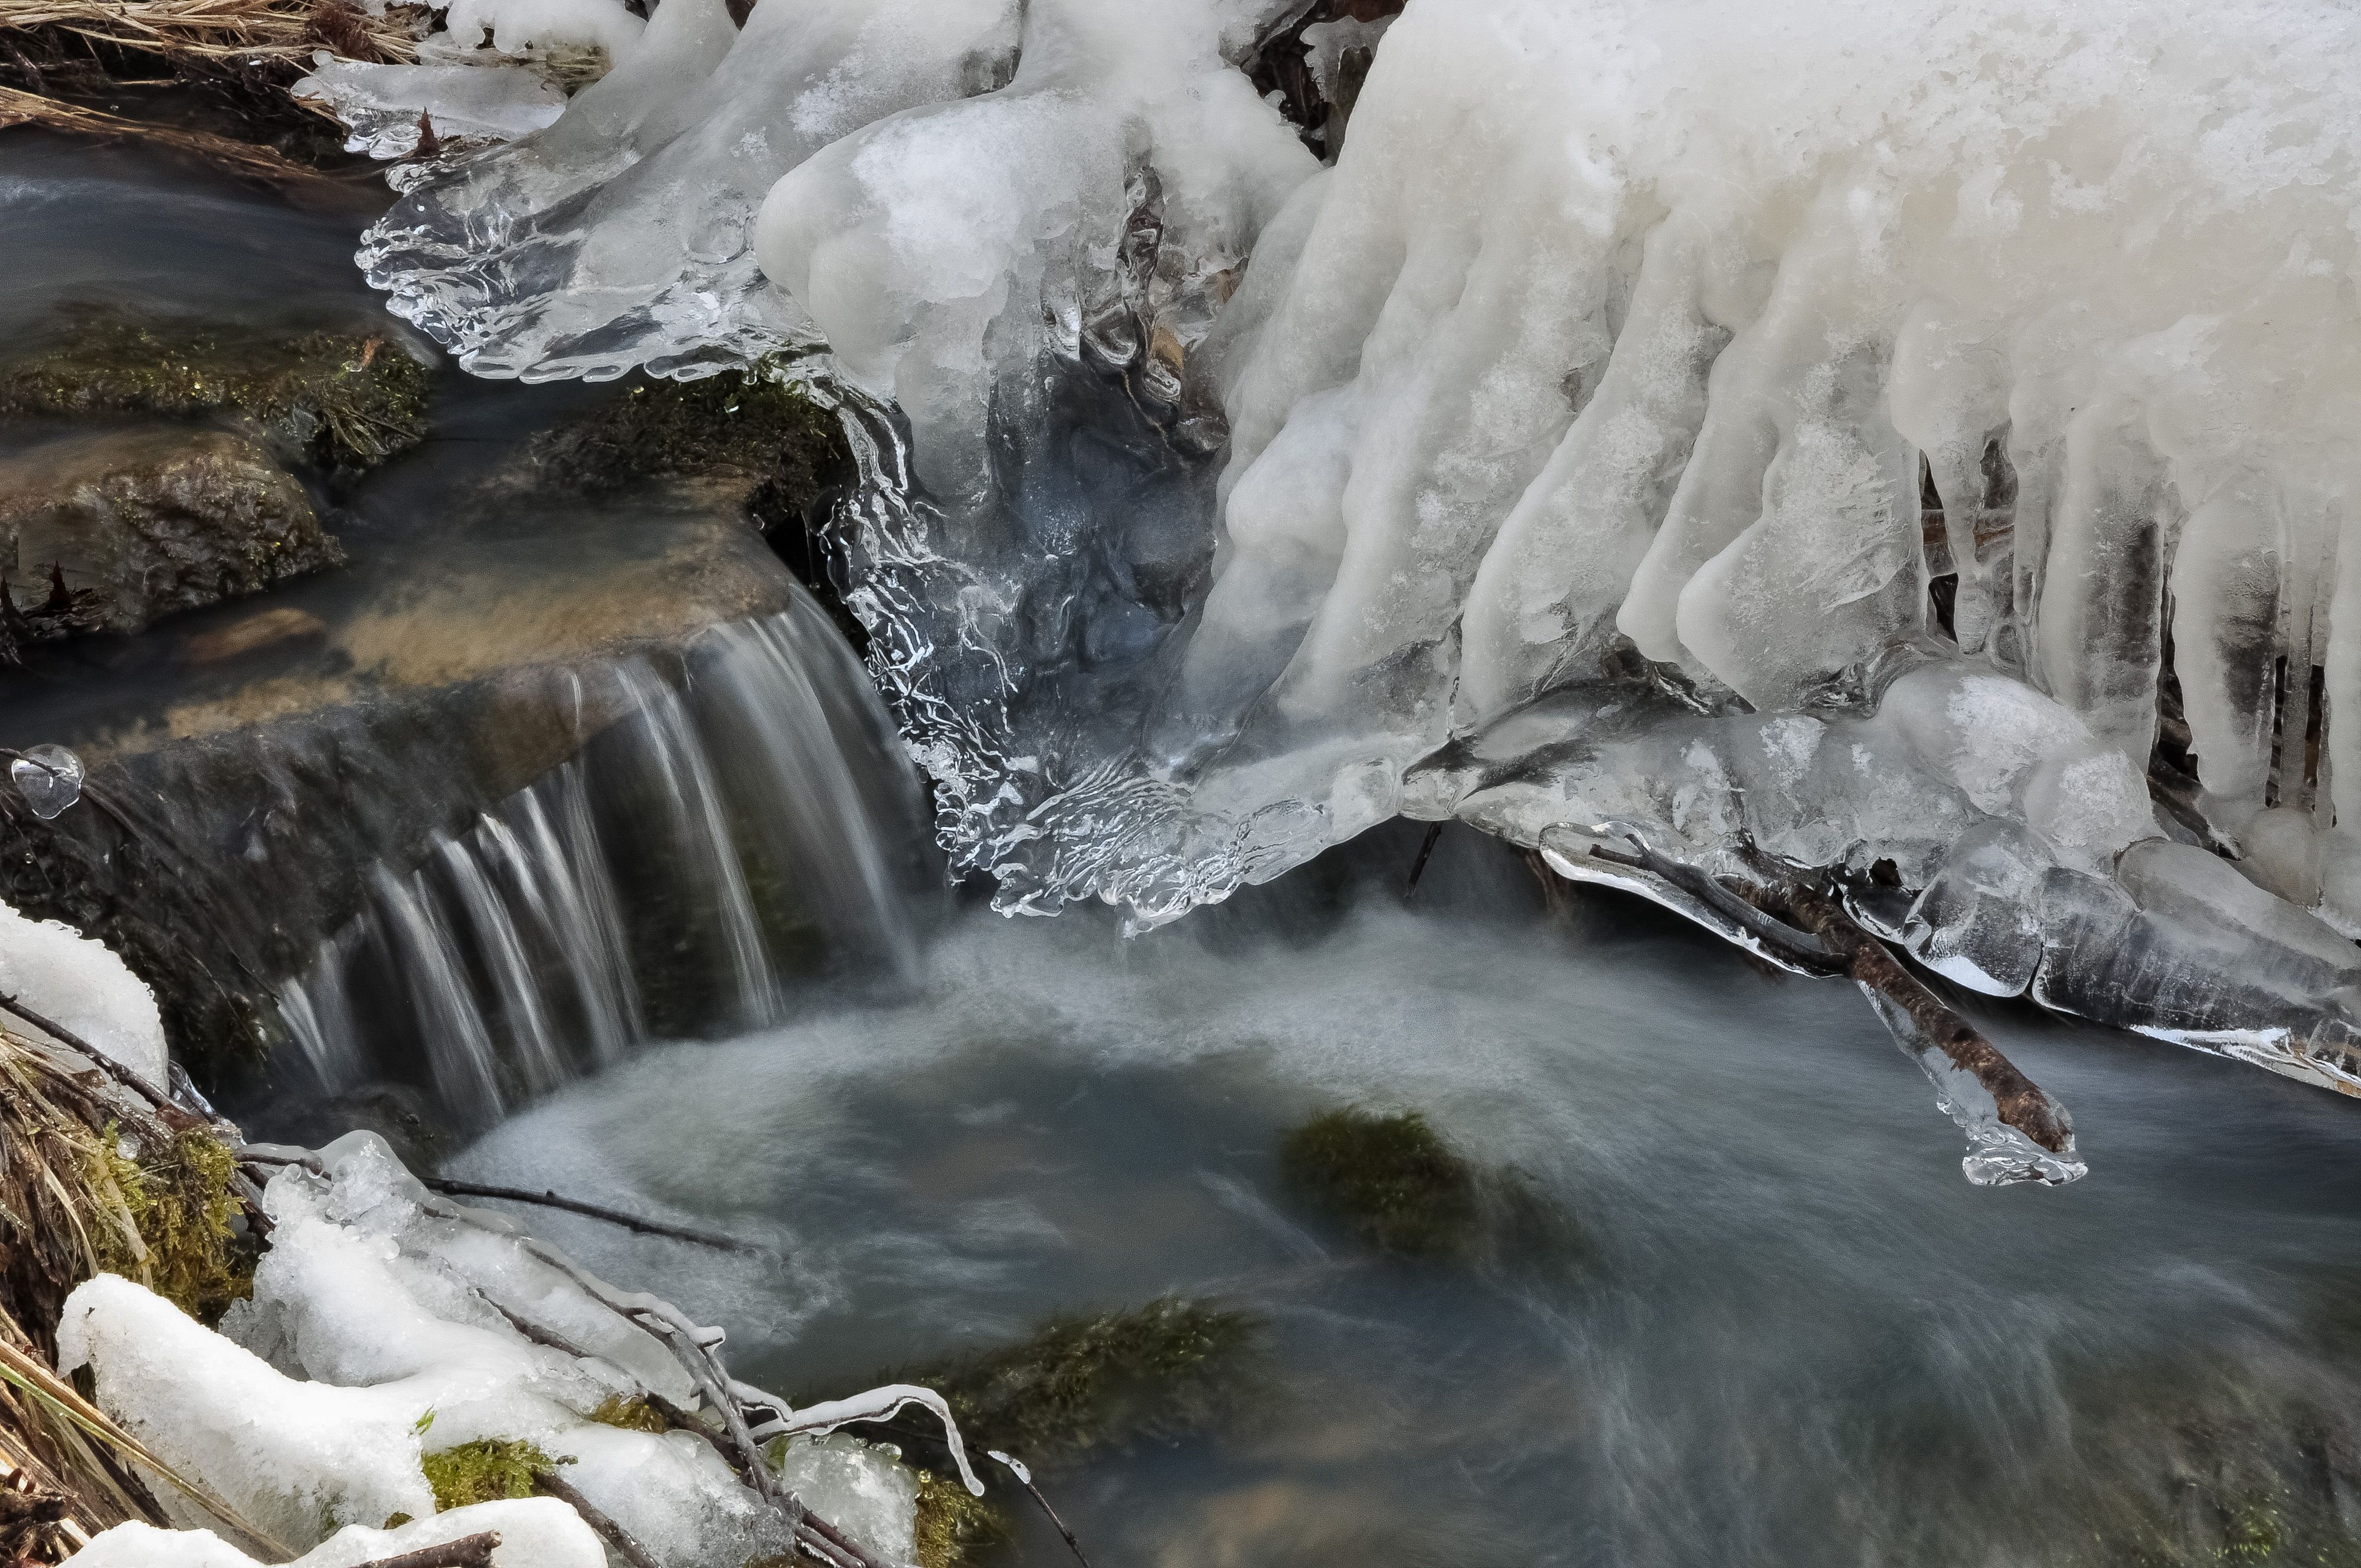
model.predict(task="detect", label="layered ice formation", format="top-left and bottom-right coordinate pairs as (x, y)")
top-left (349, 0), bottom-right (2361, 1096)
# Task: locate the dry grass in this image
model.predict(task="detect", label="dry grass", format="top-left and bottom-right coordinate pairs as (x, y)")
top-left (0, 1027), bottom-right (277, 1560)
top-left (0, 84), bottom-right (345, 182)
top-left (0, 0), bottom-right (417, 71)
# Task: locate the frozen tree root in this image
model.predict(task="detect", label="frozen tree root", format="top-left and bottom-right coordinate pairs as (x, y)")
top-left (1544, 828), bottom-right (2084, 1187)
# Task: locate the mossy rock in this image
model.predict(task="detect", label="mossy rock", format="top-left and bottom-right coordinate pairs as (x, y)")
top-left (836, 1297), bottom-right (1261, 1475)
top-left (1279, 1107), bottom-right (1479, 1256)
top-left (532, 360), bottom-right (849, 532)
top-left (0, 426), bottom-right (344, 643)
top-left (1278, 1105), bottom-right (1580, 1265)
top-left (420, 1437), bottom-right (564, 1511)
top-left (0, 315), bottom-right (431, 471)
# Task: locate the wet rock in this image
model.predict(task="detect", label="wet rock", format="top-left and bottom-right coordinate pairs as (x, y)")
top-left (1, 493), bottom-right (806, 1081)
top-left (182, 605), bottom-right (330, 664)
top-left (0, 315), bottom-right (430, 470)
top-left (529, 360), bottom-right (850, 533)
top-left (0, 427), bottom-right (343, 641)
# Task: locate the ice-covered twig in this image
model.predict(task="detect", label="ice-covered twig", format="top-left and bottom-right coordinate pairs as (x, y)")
top-left (761, 1385), bottom-right (984, 1498)
top-left (986, 1452), bottom-right (1093, 1568)
top-left (353, 1533), bottom-right (502, 1568)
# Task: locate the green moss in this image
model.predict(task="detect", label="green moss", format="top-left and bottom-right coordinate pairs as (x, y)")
top-left (864, 1297), bottom-right (1261, 1468)
top-left (420, 1438), bottom-right (565, 1511)
top-left (532, 358), bottom-right (849, 529)
top-left (586, 1393), bottom-right (671, 1434)
top-left (82, 1123), bottom-right (254, 1325)
top-left (1279, 1107), bottom-right (1479, 1257)
top-left (913, 1469), bottom-right (1013, 1568)
top-left (0, 315), bottom-right (431, 470)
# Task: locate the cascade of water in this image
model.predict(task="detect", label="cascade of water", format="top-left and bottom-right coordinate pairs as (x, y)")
top-left (273, 596), bottom-right (927, 1122)
top-left (693, 614), bottom-right (921, 979)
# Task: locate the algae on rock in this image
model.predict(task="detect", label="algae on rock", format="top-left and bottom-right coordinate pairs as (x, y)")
top-left (0, 316), bottom-right (431, 470)
top-left (531, 361), bottom-right (849, 532)
top-left (0, 427), bottom-right (344, 641)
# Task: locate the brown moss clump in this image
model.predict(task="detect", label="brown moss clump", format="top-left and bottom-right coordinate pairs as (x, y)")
top-left (531, 359), bottom-right (849, 531)
top-left (1279, 1107), bottom-right (1479, 1257)
top-left (585, 1393), bottom-right (670, 1434)
top-left (0, 316), bottom-right (432, 470)
top-left (912, 1468), bottom-right (1013, 1568)
top-left (420, 1438), bottom-right (564, 1511)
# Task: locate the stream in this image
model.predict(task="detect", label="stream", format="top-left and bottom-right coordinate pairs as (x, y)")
top-left (12, 97), bottom-right (2361, 1568)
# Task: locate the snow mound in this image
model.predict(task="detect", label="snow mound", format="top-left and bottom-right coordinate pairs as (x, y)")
top-left (0, 899), bottom-right (166, 1088)
top-left (60, 1133), bottom-right (927, 1567)
top-left (70, 1500), bottom-right (604, 1567)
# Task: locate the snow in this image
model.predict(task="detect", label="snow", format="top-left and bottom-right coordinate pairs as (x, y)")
top-left (0, 898), bottom-right (166, 1088)
top-left (71, 1501), bottom-right (606, 1568)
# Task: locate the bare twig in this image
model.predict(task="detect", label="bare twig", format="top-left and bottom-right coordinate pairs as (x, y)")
top-left (532, 1469), bottom-right (657, 1568)
top-left (353, 1531), bottom-right (501, 1568)
top-left (1402, 821), bottom-right (1444, 898)
top-left (416, 1177), bottom-right (767, 1256)
top-left (987, 1452), bottom-right (1091, 1568)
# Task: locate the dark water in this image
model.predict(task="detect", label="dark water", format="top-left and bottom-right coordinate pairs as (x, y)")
top-left (456, 829), bottom-right (2361, 1568)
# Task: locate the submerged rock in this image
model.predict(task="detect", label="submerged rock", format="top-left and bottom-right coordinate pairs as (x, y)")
top-left (0, 316), bottom-right (430, 471)
top-left (0, 427), bottom-right (343, 640)
top-left (849, 1297), bottom-right (1261, 1473)
top-left (1280, 1105), bottom-right (1579, 1265)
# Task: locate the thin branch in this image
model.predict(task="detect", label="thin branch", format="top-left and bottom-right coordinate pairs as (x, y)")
top-left (353, 1531), bottom-right (501, 1568)
top-left (0, 993), bottom-right (175, 1118)
top-left (416, 1177), bottom-right (769, 1256)
top-left (532, 1470), bottom-right (658, 1568)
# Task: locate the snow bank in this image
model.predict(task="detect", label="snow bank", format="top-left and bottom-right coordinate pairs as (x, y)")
top-left (71, 1501), bottom-right (605, 1568)
top-left (354, 0), bottom-right (2361, 1095)
top-left (0, 898), bottom-right (166, 1088)
top-left (59, 1134), bottom-right (926, 1567)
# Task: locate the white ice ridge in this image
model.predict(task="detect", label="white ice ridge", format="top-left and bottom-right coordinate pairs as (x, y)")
top-left (358, 0), bottom-right (2361, 1092)
top-left (59, 1134), bottom-right (933, 1567)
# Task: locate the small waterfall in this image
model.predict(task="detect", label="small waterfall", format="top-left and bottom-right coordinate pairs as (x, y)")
top-left (277, 595), bottom-right (928, 1122)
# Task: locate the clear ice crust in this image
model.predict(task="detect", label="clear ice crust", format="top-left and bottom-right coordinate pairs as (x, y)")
top-left (355, 0), bottom-right (2361, 1102)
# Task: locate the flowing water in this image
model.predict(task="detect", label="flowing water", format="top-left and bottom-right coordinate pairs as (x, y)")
top-left (449, 846), bottom-right (2361, 1567)
top-left (15, 108), bottom-right (2361, 1568)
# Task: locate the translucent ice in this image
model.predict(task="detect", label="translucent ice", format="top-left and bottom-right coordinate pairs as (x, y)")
top-left (9, 742), bottom-right (81, 820)
top-left (357, 0), bottom-right (2361, 1094)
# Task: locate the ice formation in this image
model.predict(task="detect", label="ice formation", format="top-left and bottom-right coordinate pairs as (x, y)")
top-left (0, 898), bottom-right (167, 1087)
top-left (58, 1133), bottom-right (944, 1567)
top-left (347, 0), bottom-right (2361, 1098)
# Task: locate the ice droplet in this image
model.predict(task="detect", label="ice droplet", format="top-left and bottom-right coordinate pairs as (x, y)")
top-left (11, 745), bottom-right (84, 821)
